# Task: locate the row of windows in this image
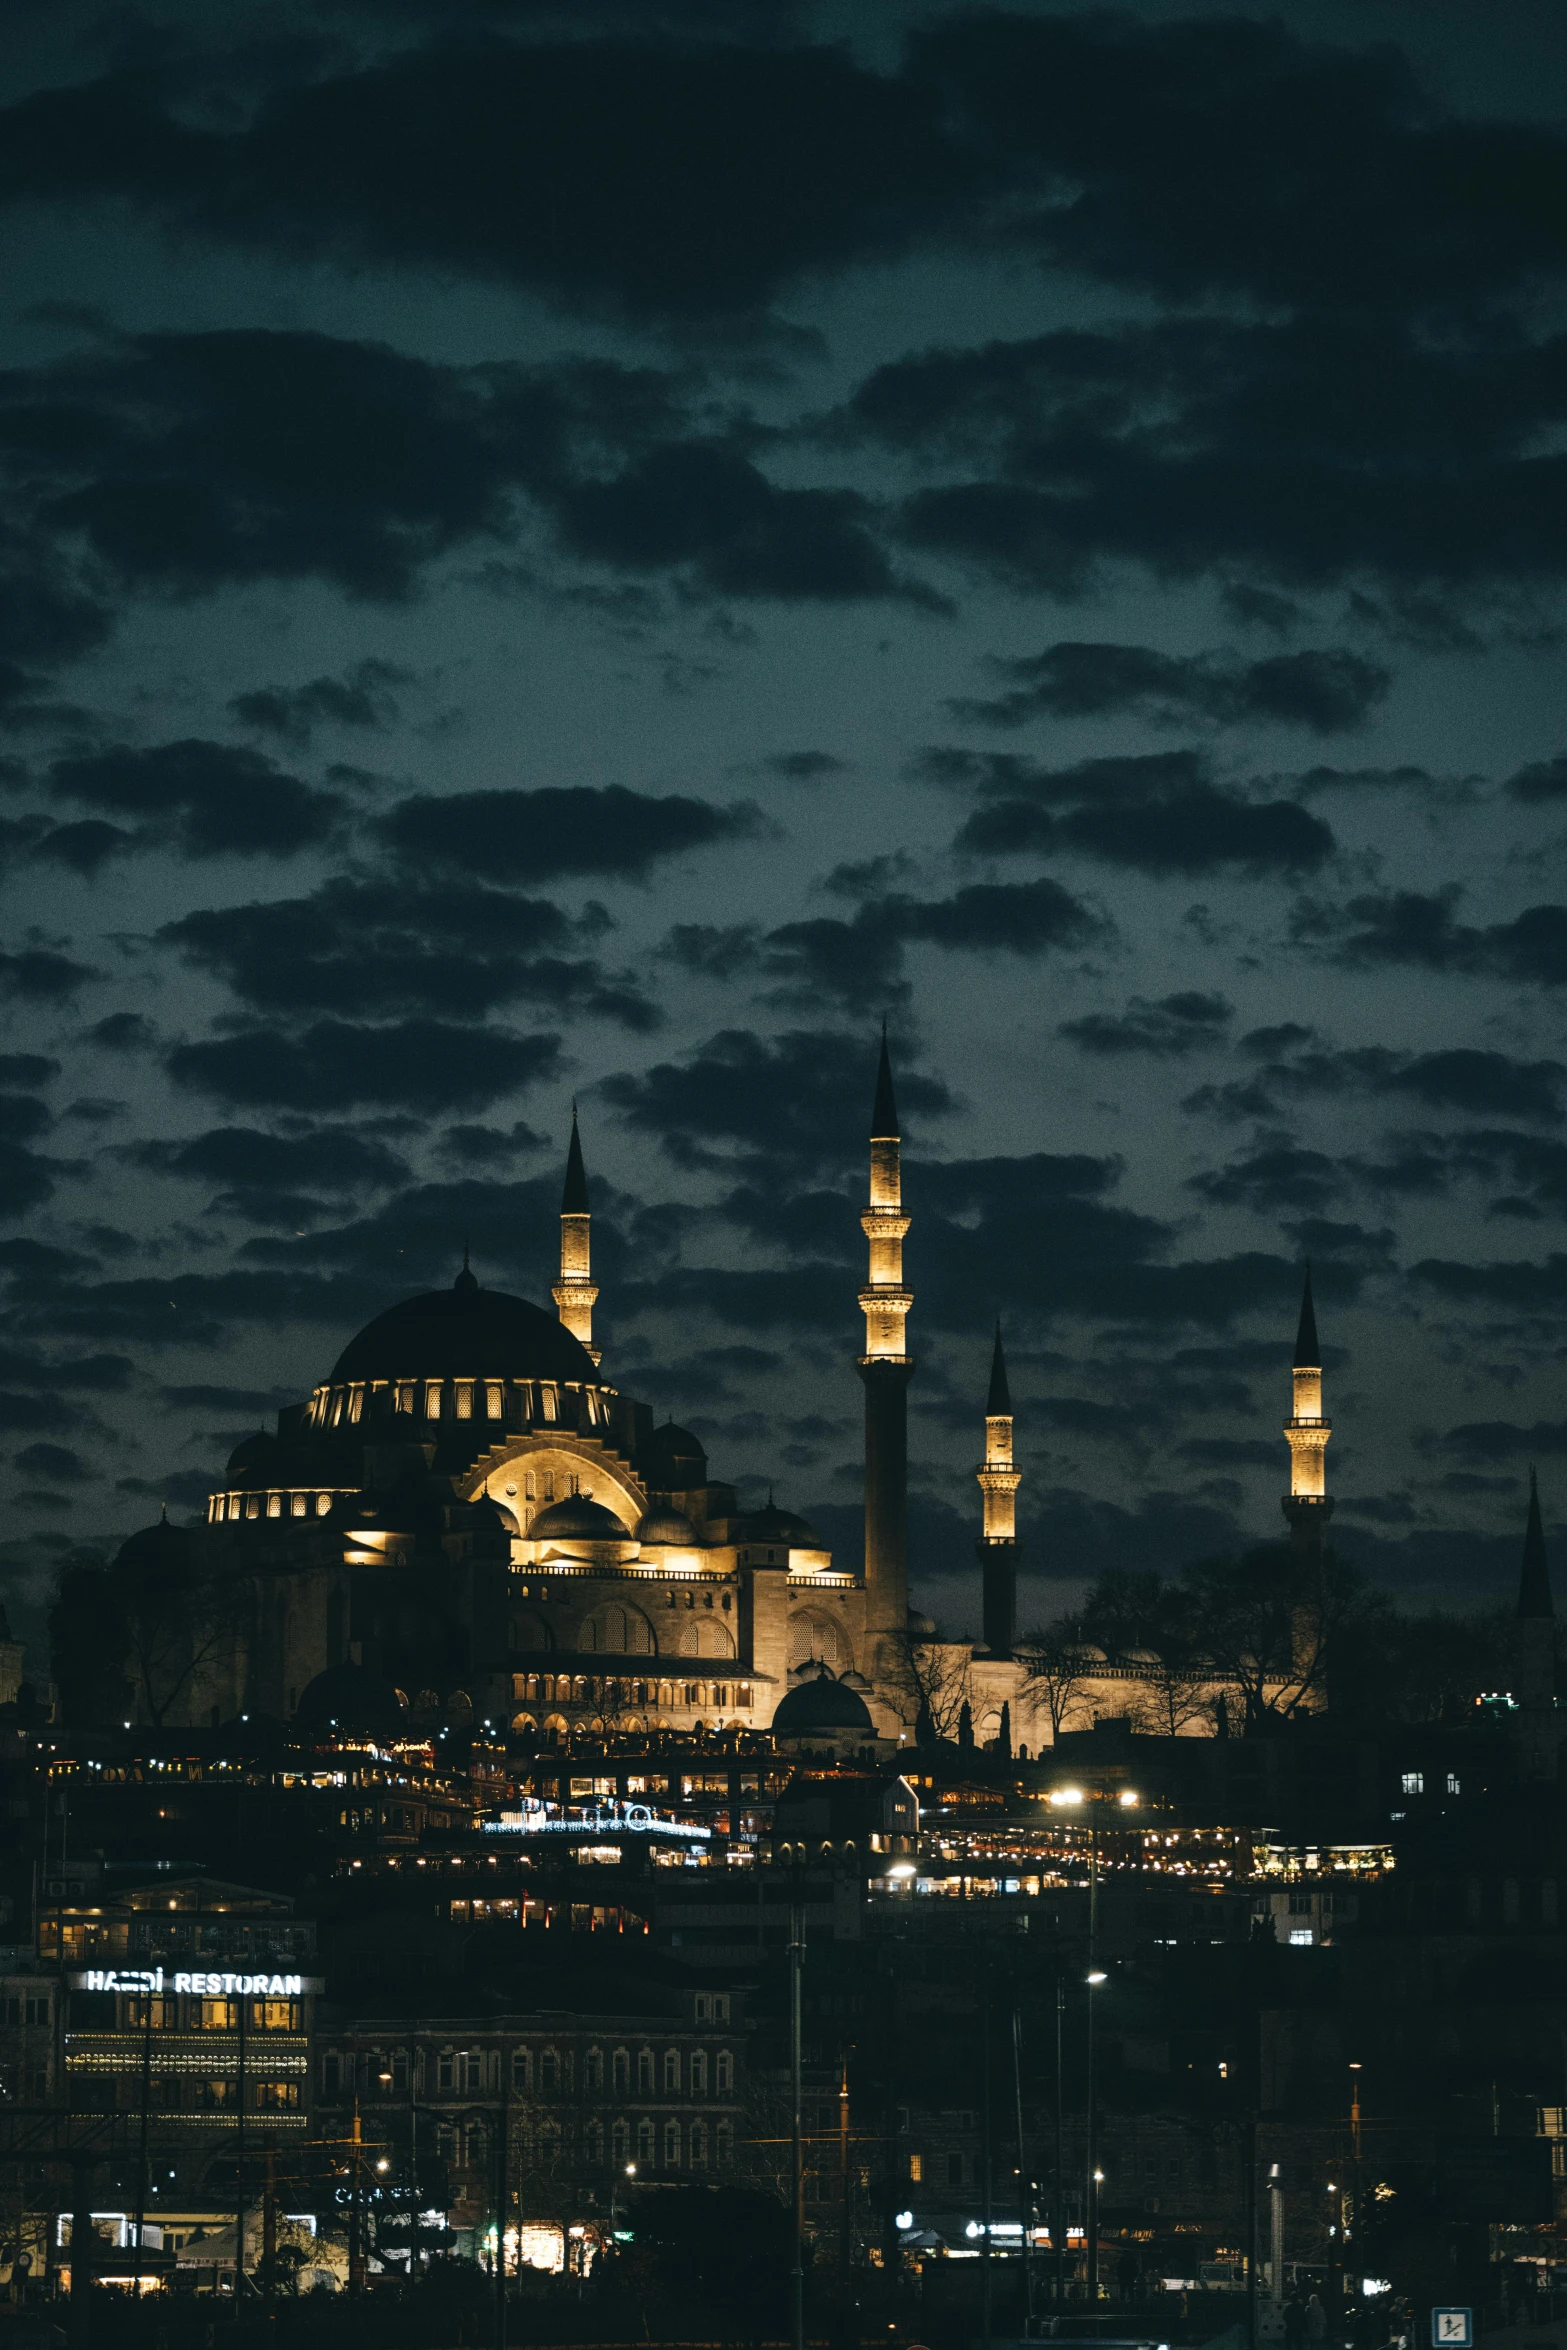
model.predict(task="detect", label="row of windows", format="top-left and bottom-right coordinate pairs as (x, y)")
top-left (438, 2116), bottom-right (733, 2171)
top-left (209, 1490), bottom-right (336, 1523)
top-left (1, 1996), bottom-right (50, 2028)
top-left (325, 2045), bottom-right (733, 2096)
top-left (309, 1379), bottom-right (608, 1429)
top-left (116, 1999), bottom-right (300, 2033)
top-left (72, 2075), bottom-right (299, 2112)
top-left (512, 1674), bottom-right (750, 1705)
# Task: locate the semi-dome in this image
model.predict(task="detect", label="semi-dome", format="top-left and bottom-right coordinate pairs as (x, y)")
top-left (635, 1420), bottom-right (707, 1488)
top-left (772, 1667), bottom-right (874, 1736)
top-left (224, 1429), bottom-right (279, 1480)
top-left (636, 1505), bottom-right (697, 1545)
top-left (529, 1496), bottom-right (632, 1544)
top-left (330, 1269), bottom-right (602, 1388)
top-left (294, 1662), bottom-right (408, 1738)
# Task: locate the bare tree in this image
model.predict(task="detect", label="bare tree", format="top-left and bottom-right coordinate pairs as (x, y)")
top-left (1017, 1622), bottom-right (1095, 1738)
top-left (876, 1628), bottom-right (973, 1741)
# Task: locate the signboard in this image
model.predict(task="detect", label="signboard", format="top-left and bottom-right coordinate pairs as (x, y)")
top-left (1437, 2138), bottom-right (1553, 2223)
top-left (484, 1801), bottom-right (710, 1843)
top-left (1432, 2312), bottom-right (1472, 2348)
top-left (69, 1969), bottom-right (324, 1996)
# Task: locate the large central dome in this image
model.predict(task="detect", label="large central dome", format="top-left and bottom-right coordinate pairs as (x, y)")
top-left (330, 1270), bottom-right (603, 1387)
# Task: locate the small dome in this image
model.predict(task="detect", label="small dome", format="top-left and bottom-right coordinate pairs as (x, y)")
top-left (635, 1420), bottom-right (708, 1488)
top-left (330, 1270), bottom-right (602, 1388)
top-left (114, 1513), bottom-right (192, 1574)
top-left (225, 1430), bottom-right (278, 1479)
top-left (294, 1663), bottom-right (407, 1738)
top-left (737, 1501), bottom-right (818, 1546)
top-left (772, 1666), bottom-right (874, 1736)
top-left (636, 1505), bottom-right (697, 1544)
top-left (529, 1496), bottom-right (632, 1543)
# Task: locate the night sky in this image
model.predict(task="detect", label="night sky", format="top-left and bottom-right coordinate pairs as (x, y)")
top-left (2, 0), bottom-right (1566, 1667)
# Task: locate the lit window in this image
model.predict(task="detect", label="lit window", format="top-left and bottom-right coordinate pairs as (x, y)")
top-left (315, 1493), bottom-right (331, 1517)
top-left (244, 1496), bottom-right (260, 1520)
top-left (1400, 1771), bottom-right (1424, 1795)
top-left (426, 1384), bottom-right (442, 1420)
top-left (456, 1384), bottom-right (473, 1420)
top-left (1288, 1929), bottom-right (1314, 1946)
top-left (291, 1494), bottom-right (307, 1517)
top-left (1447, 1773), bottom-right (1461, 1795)
top-left (486, 1384), bottom-right (503, 1420)
top-left (266, 1494), bottom-right (282, 1519)
top-left (255, 2080), bottom-right (299, 2109)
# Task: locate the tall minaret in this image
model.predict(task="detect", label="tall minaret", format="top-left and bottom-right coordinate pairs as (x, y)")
top-left (858, 1030), bottom-right (913, 1635)
top-left (977, 1324), bottom-right (1020, 1657)
top-left (1281, 1267), bottom-right (1332, 1561)
top-left (1510, 1469), bottom-right (1558, 1779)
top-left (552, 1106), bottom-right (600, 1365)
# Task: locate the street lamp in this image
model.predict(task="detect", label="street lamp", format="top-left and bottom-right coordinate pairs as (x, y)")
top-left (1086, 1973), bottom-right (1108, 2304)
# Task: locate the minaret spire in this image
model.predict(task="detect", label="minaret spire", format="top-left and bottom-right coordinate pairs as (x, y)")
top-left (1511, 1469), bottom-right (1559, 1778)
top-left (1281, 1265), bottom-right (1332, 1560)
top-left (553, 1105), bottom-right (600, 1365)
top-left (857, 1028), bottom-right (914, 1636)
top-left (977, 1323), bottom-right (1020, 1657)
top-left (1519, 1466), bottom-right (1554, 1621)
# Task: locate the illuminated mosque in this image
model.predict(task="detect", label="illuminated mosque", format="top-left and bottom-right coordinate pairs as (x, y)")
top-left (115, 1040), bottom-right (1340, 1746)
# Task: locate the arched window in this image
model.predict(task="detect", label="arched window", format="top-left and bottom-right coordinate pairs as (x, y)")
top-left (664, 2120), bottom-right (681, 2169)
top-left (637, 2049), bottom-right (654, 2092)
top-left (612, 2118), bottom-right (630, 2165)
top-left (789, 1612), bottom-right (849, 1669)
top-left (663, 2048), bottom-right (680, 2092)
top-left (715, 2050), bottom-right (733, 2093)
top-left (511, 2049), bottom-right (532, 2093)
top-left (581, 1601), bottom-right (655, 1655)
top-left (637, 2118), bottom-right (655, 2165)
top-left (585, 2048), bottom-right (603, 2090)
top-left (464, 2119), bottom-right (487, 2170)
top-left (716, 2120), bottom-right (734, 2168)
top-left (678, 1620), bottom-right (735, 1659)
top-left (585, 2119), bottom-right (604, 2164)
top-left (540, 2049), bottom-right (559, 2092)
top-left (690, 2120), bottom-right (708, 2169)
top-left (689, 2049), bottom-right (707, 2094)
top-left (613, 2050), bottom-right (630, 2094)
top-left (436, 2121), bottom-right (456, 2164)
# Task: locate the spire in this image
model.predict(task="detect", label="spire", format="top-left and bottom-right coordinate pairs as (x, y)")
top-left (562, 1104), bottom-right (589, 1215)
top-left (1519, 1467), bottom-right (1554, 1621)
top-left (553, 1106), bottom-right (600, 1364)
top-left (986, 1321), bottom-right (1012, 1417)
top-left (1293, 1264), bottom-right (1320, 1368)
top-left (870, 1021), bottom-right (899, 1140)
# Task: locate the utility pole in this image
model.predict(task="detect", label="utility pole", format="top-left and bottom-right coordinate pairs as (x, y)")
top-left (1053, 1977), bottom-right (1065, 2306)
top-left (838, 2049), bottom-right (852, 2277)
top-left (982, 1994), bottom-right (993, 2350)
top-left (131, 1993), bottom-right (152, 2298)
top-left (1012, 2000), bottom-right (1032, 2322)
top-left (790, 1871), bottom-right (806, 2350)
top-left (234, 1985), bottom-right (247, 2316)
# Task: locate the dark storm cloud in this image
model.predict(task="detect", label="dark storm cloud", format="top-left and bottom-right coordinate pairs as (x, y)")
top-left (666, 873), bottom-right (1105, 1009)
top-left (761, 752), bottom-right (846, 781)
top-left (601, 1028), bottom-right (955, 1176)
top-left (1184, 1038), bottom-right (1567, 1127)
top-left (13, 1442), bottom-right (83, 1483)
top-left (953, 642), bottom-right (1390, 734)
top-left (1315, 889), bottom-right (1567, 987)
top-left (1505, 753), bottom-right (1567, 803)
top-left (4, 16), bottom-right (1562, 321)
top-left (166, 1019), bottom-right (560, 1115)
top-left (228, 659), bottom-right (409, 746)
top-left (1432, 1418), bottom-right (1567, 1464)
top-left (128, 1125), bottom-right (412, 1197)
top-left (1060, 992), bottom-right (1233, 1058)
top-left (378, 785), bottom-right (759, 884)
top-left (1, 1267), bottom-right (398, 1350)
top-left (0, 1054), bottom-right (58, 1089)
top-left (47, 739), bottom-right (345, 860)
top-left (160, 876), bottom-right (655, 1028)
top-left (82, 1012), bottom-right (154, 1053)
top-left (0, 40), bottom-right (980, 325)
top-left (850, 307), bottom-right (1567, 603)
top-left (940, 746), bottom-right (1335, 878)
top-left (1188, 1138), bottom-right (1345, 1214)
top-left (1410, 1253), bottom-right (1567, 1311)
top-left (0, 947), bottom-right (95, 1000)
